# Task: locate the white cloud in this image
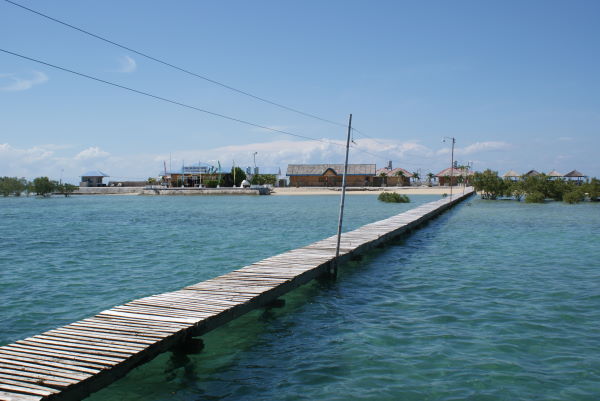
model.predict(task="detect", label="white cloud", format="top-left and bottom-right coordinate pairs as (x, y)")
top-left (437, 141), bottom-right (511, 156)
top-left (115, 55), bottom-right (137, 73)
top-left (0, 138), bottom-right (525, 184)
top-left (75, 147), bottom-right (110, 160)
top-left (0, 71), bottom-right (48, 91)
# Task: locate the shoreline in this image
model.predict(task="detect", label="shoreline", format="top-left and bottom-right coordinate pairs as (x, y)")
top-left (271, 186), bottom-right (468, 195)
top-left (68, 186), bottom-right (469, 196)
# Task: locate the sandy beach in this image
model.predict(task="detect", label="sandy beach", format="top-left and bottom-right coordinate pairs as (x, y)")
top-left (271, 186), bottom-right (471, 195)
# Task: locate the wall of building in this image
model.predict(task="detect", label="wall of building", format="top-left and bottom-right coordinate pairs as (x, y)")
top-left (289, 175), bottom-right (373, 187)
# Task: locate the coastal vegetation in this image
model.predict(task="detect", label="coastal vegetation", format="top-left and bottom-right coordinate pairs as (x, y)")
top-left (0, 177), bottom-right (28, 196)
top-left (473, 169), bottom-right (599, 204)
top-left (0, 176), bottom-right (77, 197)
top-left (378, 192), bottom-right (410, 203)
top-left (250, 174), bottom-right (277, 186)
top-left (231, 167), bottom-right (247, 187)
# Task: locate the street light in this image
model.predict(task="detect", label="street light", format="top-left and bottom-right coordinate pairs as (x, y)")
top-left (443, 137), bottom-right (456, 198)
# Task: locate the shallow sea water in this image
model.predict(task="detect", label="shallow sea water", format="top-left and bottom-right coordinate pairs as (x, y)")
top-left (1, 194), bottom-right (599, 400)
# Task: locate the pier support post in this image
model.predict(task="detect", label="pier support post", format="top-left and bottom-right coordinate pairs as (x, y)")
top-left (265, 298), bottom-right (286, 308)
top-left (172, 337), bottom-right (204, 355)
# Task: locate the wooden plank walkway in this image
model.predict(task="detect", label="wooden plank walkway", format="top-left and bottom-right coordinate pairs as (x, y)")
top-left (0, 190), bottom-right (473, 401)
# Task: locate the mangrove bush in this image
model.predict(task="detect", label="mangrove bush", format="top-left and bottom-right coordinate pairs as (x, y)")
top-left (378, 192), bottom-right (410, 203)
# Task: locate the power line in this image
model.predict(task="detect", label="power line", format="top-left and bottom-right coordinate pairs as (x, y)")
top-left (351, 127), bottom-right (397, 151)
top-left (0, 51), bottom-right (434, 172)
top-left (3, 0), bottom-right (349, 129)
top-left (349, 137), bottom-right (440, 173)
top-left (3, 47), bottom-right (400, 166)
top-left (0, 47), bottom-right (346, 146)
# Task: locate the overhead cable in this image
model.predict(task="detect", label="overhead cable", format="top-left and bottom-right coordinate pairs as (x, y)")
top-left (0, 48), bottom-right (344, 145)
top-left (3, 0), bottom-right (349, 129)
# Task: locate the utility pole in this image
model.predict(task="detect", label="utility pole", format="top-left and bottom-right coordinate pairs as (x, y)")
top-left (333, 113), bottom-right (352, 276)
top-left (232, 160), bottom-right (236, 188)
top-left (253, 152), bottom-right (258, 175)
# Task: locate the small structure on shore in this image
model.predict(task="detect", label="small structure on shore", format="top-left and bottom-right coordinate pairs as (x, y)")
top-left (286, 164), bottom-right (376, 187)
top-left (547, 170), bottom-right (564, 180)
top-left (80, 170), bottom-right (109, 187)
top-left (436, 167), bottom-right (473, 186)
top-left (524, 169), bottom-right (542, 177)
top-left (502, 170), bottom-right (521, 181)
top-left (161, 163), bottom-right (231, 188)
top-left (564, 170), bottom-right (587, 184)
top-left (375, 167), bottom-right (413, 186)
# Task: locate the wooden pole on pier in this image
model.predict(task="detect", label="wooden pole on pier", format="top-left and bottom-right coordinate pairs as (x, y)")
top-left (450, 138), bottom-right (455, 198)
top-left (332, 114), bottom-right (353, 276)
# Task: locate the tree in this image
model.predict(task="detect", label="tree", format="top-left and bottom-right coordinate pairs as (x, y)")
top-left (412, 171), bottom-right (420, 185)
top-left (250, 174), bottom-right (276, 185)
top-left (394, 170), bottom-right (406, 186)
top-left (472, 169), bottom-right (507, 200)
top-left (0, 177), bottom-right (27, 196)
top-left (32, 177), bottom-right (56, 197)
top-left (378, 192), bottom-right (410, 203)
top-left (583, 178), bottom-right (600, 201)
top-left (231, 167), bottom-right (247, 187)
top-left (426, 172), bottom-right (435, 187)
top-left (56, 183), bottom-right (77, 197)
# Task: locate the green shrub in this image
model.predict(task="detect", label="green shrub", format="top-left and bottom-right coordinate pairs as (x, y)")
top-left (250, 174), bottom-right (276, 185)
top-left (563, 189), bottom-right (585, 204)
top-left (583, 178), bottom-right (600, 201)
top-left (378, 192), bottom-right (410, 203)
top-left (525, 191), bottom-right (545, 203)
top-left (205, 180), bottom-right (220, 188)
top-left (0, 177), bottom-right (28, 196)
top-left (472, 169), bottom-right (507, 199)
top-left (231, 167), bottom-right (247, 187)
top-left (33, 177), bottom-right (57, 197)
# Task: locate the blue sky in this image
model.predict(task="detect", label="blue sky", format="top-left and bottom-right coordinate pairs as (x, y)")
top-left (1, 0), bottom-right (599, 183)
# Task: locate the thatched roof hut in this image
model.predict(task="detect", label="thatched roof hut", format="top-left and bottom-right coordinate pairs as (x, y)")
top-left (564, 170), bottom-right (587, 184)
top-left (564, 170), bottom-right (586, 178)
top-left (287, 164), bottom-right (376, 176)
top-left (436, 167), bottom-right (473, 186)
top-left (524, 170), bottom-right (541, 177)
top-left (436, 167), bottom-right (468, 177)
top-left (375, 167), bottom-right (413, 186)
top-left (502, 170), bottom-right (520, 178)
top-left (286, 164), bottom-right (377, 187)
top-left (547, 170), bottom-right (564, 178)
top-left (375, 167), bottom-right (413, 178)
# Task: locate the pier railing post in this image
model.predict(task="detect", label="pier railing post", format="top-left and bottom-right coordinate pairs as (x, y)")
top-left (332, 113), bottom-right (353, 276)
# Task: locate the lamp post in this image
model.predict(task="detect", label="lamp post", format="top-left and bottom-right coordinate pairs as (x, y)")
top-left (253, 152), bottom-right (258, 175)
top-left (443, 137), bottom-right (456, 198)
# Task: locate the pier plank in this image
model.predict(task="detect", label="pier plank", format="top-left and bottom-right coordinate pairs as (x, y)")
top-left (0, 390), bottom-right (42, 401)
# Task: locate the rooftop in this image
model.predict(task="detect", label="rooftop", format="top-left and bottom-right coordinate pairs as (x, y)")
top-left (375, 167), bottom-right (413, 177)
top-left (287, 164), bottom-right (376, 176)
top-left (81, 170), bottom-right (109, 177)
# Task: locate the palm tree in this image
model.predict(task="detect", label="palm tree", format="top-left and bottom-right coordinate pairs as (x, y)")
top-left (412, 171), bottom-right (420, 185)
top-left (426, 172), bottom-right (435, 187)
top-left (394, 170), bottom-right (406, 186)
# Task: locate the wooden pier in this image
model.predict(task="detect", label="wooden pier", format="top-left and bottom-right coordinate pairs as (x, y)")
top-left (0, 190), bottom-right (473, 401)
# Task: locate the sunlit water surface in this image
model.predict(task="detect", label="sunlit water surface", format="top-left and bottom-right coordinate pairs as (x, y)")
top-left (1, 195), bottom-right (599, 400)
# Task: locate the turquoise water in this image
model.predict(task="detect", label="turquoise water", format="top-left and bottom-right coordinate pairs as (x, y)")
top-left (1, 195), bottom-right (599, 400)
